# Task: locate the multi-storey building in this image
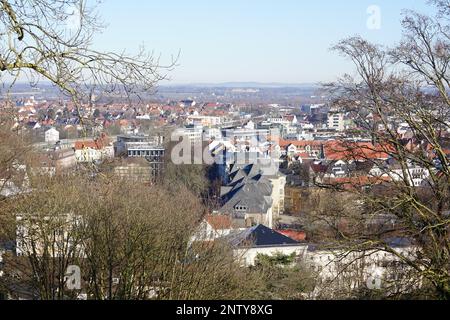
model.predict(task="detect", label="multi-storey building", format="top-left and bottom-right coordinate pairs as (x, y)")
top-left (327, 112), bottom-right (345, 132)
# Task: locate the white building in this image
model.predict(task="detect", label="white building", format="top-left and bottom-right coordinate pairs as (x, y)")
top-left (224, 225), bottom-right (421, 298)
top-left (45, 128), bottom-right (60, 143)
top-left (281, 124), bottom-right (298, 138)
top-left (369, 162), bottom-right (430, 187)
top-left (268, 175), bottom-right (286, 220)
top-left (236, 244), bottom-right (307, 267)
top-left (204, 127), bottom-right (223, 141)
top-left (74, 138), bottom-right (114, 163)
top-left (327, 112), bottom-right (345, 132)
top-left (16, 213), bottom-right (84, 258)
top-left (226, 225), bottom-right (308, 267)
top-left (244, 120), bottom-right (255, 130)
top-left (268, 117), bottom-right (290, 126)
top-left (0, 163), bottom-right (30, 197)
top-left (173, 126), bottom-right (204, 144)
top-left (304, 241), bottom-right (419, 298)
top-left (187, 115), bottom-right (222, 127)
top-left (190, 215), bottom-right (235, 244)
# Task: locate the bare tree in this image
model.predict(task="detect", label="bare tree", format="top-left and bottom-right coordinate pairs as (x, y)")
top-left (0, 1), bottom-right (273, 301)
top-left (321, 0), bottom-right (450, 299)
top-left (0, 0), bottom-right (177, 131)
top-left (0, 117), bottom-right (30, 198)
top-left (1, 175), bottom-right (86, 299)
top-left (1, 173), bottom-right (267, 300)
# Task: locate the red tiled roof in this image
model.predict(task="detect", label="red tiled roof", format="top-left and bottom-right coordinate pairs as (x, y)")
top-left (280, 139), bottom-right (392, 161)
top-left (277, 230), bottom-right (306, 242)
top-left (74, 140), bottom-right (103, 150)
top-left (279, 139), bottom-right (323, 148)
top-left (324, 141), bottom-right (391, 161)
top-left (205, 215), bottom-right (232, 230)
top-left (295, 152), bottom-right (312, 158)
top-left (74, 134), bottom-right (110, 151)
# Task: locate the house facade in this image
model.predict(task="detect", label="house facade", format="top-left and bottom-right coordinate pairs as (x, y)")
top-left (74, 135), bottom-right (113, 163)
top-left (190, 215), bottom-right (235, 243)
top-left (224, 224), bottom-right (308, 267)
top-left (45, 128), bottom-right (60, 143)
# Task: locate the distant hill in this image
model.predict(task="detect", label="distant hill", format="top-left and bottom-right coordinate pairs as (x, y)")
top-left (161, 82), bottom-right (321, 89)
top-left (4, 81), bottom-right (321, 90)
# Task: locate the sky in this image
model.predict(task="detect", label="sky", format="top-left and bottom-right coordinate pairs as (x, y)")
top-left (93, 0), bottom-right (435, 84)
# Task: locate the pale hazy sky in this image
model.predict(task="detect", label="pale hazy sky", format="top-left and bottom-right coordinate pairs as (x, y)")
top-left (92, 0), bottom-right (435, 84)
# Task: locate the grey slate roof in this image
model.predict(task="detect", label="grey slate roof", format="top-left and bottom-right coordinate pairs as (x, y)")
top-left (219, 163), bottom-right (273, 215)
top-left (224, 224), bottom-right (299, 248)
